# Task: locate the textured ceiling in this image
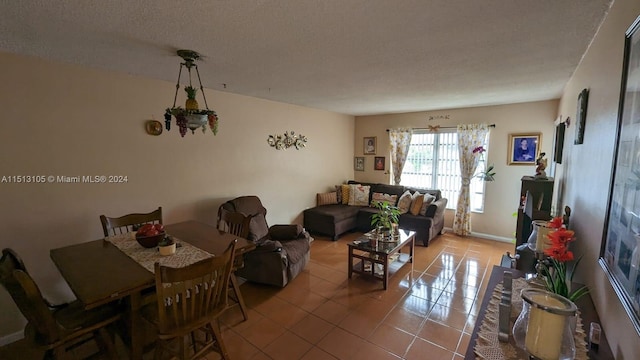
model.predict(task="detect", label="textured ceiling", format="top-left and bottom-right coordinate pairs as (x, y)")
top-left (0, 0), bottom-right (613, 116)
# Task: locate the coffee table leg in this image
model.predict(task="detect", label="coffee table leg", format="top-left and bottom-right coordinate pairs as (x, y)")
top-left (348, 247), bottom-right (353, 279)
top-left (383, 254), bottom-right (389, 290)
top-left (409, 236), bottom-right (414, 263)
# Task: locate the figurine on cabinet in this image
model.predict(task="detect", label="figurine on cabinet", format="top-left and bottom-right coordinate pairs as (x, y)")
top-left (535, 152), bottom-right (548, 180)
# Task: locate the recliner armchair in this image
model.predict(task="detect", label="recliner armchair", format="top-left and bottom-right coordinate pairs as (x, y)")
top-left (217, 196), bottom-right (311, 287)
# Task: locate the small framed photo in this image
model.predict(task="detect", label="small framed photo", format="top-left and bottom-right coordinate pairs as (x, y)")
top-left (354, 157), bottom-right (365, 171)
top-left (508, 133), bottom-right (541, 165)
top-left (364, 137), bottom-right (377, 155)
top-left (374, 156), bottom-right (385, 171)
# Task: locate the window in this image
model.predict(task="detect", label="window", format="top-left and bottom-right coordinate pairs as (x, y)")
top-left (399, 130), bottom-right (487, 212)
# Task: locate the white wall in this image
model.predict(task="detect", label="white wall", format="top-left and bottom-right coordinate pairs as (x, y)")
top-left (0, 51), bottom-right (354, 339)
top-left (555, 0), bottom-right (640, 358)
top-left (354, 100), bottom-right (558, 240)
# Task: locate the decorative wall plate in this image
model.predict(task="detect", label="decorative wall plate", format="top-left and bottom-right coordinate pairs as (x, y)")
top-left (145, 120), bottom-right (163, 136)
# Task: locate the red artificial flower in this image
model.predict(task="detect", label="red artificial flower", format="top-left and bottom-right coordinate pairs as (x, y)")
top-left (544, 228), bottom-right (575, 262)
top-left (472, 146), bottom-right (486, 154)
top-left (545, 245), bottom-right (575, 262)
top-left (548, 216), bottom-right (564, 230)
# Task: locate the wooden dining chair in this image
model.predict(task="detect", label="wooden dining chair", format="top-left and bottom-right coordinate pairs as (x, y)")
top-left (0, 249), bottom-right (121, 360)
top-left (218, 211), bottom-right (251, 321)
top-left (100, 207), bottom-right (163, 237)
top-left (0, 248), bottom-right (66, 310)
top-left (145, 240), bottom-right (236, 360)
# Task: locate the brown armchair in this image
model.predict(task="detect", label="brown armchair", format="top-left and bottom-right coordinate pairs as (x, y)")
top-left (218, 196), bottom-right (311, 287)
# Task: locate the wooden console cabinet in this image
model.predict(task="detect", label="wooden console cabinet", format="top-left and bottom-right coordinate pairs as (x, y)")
top-left (515, 176), bottom-right (554, 247)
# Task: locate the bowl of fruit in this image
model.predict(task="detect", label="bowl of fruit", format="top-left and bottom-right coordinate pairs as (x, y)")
top-left (135, 223), bottom-right (165, 248)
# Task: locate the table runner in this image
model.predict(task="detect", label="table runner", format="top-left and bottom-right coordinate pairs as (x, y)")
top-left (474, 277), bottom-right (589, 360)
top-left (105, 233), bottom-right (213, 273)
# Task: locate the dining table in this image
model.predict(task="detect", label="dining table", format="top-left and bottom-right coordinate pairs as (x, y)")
top-left (49, 220), bottom-right (256, 360)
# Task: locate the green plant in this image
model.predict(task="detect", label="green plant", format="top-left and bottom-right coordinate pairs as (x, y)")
top-left (539, 217), bottom-right (589, 302)
top-left (370, 200), bottom-right (400, 230)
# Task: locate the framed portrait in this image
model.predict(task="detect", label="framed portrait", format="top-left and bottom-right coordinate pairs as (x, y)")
top-left (374, 156), bottom-right (385, 171)
top-left (364, 137), bottom-right (377, 155)
top-left (354, 157), bottom-right (365, 171)
top-left (507, 133), bottom-right (541, 165)
top-left (601, 15), bottom-right (640, 336)
top-left (575, 88), bottom-right (589, 145)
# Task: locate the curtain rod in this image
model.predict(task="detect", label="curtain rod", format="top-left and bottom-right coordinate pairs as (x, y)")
top-left (386, 124), bottom-right (496, 132)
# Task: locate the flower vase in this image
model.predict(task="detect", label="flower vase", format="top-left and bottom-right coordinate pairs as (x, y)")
top-left (512, 288), bottom-right (577, 360)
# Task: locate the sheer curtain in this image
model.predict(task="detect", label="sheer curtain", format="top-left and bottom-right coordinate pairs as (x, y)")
top-left (453, 124), bottom-right (490, 236)
top-left (389, 128), bottom-right (413, 185)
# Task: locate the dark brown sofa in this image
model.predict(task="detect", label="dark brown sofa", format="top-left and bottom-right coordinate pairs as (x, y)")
top-left (303, 181), bottom-right (447, 246)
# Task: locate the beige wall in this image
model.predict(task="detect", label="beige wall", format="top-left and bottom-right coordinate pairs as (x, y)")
top-left (555, 0), bottom-right (640, 358)
top-left (0, 52), bottom-right (354, 339)
top-left (354, 100), bottom-right (557, 240)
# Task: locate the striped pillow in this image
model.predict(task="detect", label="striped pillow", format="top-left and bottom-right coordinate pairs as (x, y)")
top-left (370, 192), bottom-right (398, 206)
top-left (317, 192), bottom-right (337, 206)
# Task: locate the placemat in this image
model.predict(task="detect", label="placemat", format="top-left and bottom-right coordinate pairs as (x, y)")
top-left (105, 232), bottom-right (213, 273)
top-left (474, 277), bottom-right (589, 360)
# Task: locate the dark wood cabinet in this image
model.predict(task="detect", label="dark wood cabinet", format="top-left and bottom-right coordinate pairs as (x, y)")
top-left (515, 176), bottom-right (554, 247)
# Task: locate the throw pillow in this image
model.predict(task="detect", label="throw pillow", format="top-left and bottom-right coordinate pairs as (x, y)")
top-left (370, 192), bottom-right (398, 206)
top-left (397, 190), bottom-right (413, 214)
top-left (348, 184), bottom-right (370, 206)
top-left (335, 185), bottom-right (343, 204)
top-left (419, 193), bottom-right (437, 216)
top-left (341, 184), bottom-right (351, 205)
top-left (269, 224), bottom-right (303, 240)
top-left (410, 193), bottom-right (425, 215)
top-left (317, 191), bottom-right (337, 206)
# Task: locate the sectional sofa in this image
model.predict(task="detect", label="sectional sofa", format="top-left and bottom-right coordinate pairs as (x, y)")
top-left (303, 181), bottom-right (448, 246)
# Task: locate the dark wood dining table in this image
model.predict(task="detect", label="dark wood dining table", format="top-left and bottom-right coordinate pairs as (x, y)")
top-left (50, 220), bottom-right (256, 360)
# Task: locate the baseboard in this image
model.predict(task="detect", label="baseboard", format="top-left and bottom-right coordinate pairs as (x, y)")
top-left (442, 227), bottom-right (514, 243)
top-left (0, 330), bottom-right (23, 347)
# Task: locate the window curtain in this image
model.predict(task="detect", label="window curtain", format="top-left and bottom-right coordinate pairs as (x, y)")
top-left (453, 123), bottom-right (490, 236)
top-left (389, 128), bottom-right (413, 185)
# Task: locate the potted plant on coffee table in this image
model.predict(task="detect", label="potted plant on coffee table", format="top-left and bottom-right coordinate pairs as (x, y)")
top-left (370, 200), bottom-right (401, 241)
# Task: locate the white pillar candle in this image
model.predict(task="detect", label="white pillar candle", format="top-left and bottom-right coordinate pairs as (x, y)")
top-left (525, 293), bottom-right (567, 360)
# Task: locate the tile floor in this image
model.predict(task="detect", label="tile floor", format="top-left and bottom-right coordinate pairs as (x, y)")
top-left (0, 231), bottom-right (513, 360)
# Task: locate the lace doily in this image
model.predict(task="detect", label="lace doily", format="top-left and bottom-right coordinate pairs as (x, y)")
top-left (105, 232), bottom-right (213, 273)
top-left (474, 277), bottom-right (589, 360)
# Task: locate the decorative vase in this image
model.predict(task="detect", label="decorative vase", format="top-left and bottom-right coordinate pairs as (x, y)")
top-left (527, 220), bottom-right (551, 252)
top-left (512, 288), bottom-right (577, 360)
top-left (376, 226), bottom-right (391, 242)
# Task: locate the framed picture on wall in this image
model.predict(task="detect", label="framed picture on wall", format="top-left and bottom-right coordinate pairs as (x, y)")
top-left (364, 137), bottom-right (377, 155)
top-left (374, 156), bottom-right (385, 170)
top-left (601, 14), bottom-right (640, 336)
top-left (575, 88), bottom-right (589, 145)
top-left (507, 133), bottom-right (541, 165)
top-left (354, 157), bottom-right (365, 171)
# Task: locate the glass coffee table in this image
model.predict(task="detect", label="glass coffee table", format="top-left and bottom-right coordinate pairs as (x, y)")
top-left (347, 229), bottom-right (415, 290)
